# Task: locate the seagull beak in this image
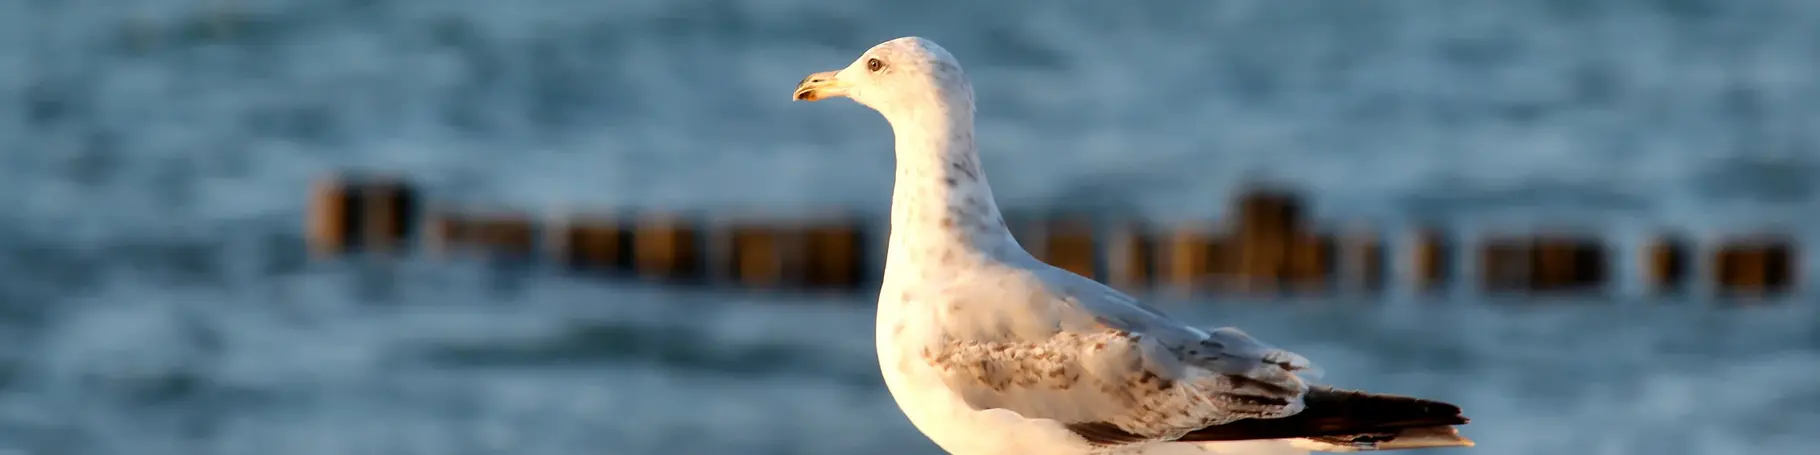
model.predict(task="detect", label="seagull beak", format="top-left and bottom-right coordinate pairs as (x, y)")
top-left (793, 70), bottom-right (847, 102)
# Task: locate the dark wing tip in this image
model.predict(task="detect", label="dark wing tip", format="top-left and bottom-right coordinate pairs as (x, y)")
top-left (1066, 421), bottom-right (1152, 446)
top-left (1174, 386), bottom-right (1470, 443)
top-left (1302, 386), bottom-right (1471, 426)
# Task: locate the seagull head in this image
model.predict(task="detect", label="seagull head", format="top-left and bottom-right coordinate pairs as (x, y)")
top-left (793, 37), bottom-right (974, 119)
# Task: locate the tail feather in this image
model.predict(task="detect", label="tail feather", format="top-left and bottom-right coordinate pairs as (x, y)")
top-left (1174, 386), bottom-right (1472, 451)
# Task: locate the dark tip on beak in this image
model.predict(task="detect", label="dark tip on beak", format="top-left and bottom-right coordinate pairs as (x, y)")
top-left (793, 75), bottom-right (826, 101)
top-left (793, 71), bottom-right (842, 102)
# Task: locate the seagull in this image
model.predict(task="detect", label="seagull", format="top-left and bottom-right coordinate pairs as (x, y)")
top-left (792, 36), bottom-right (1473, 455)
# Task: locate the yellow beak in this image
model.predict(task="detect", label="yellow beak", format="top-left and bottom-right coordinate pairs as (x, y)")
top-left (793, 70), bottom-right (846, 101)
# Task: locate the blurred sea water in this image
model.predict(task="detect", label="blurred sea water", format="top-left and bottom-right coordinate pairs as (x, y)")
top-left (1, 0), bottom-right (1819, 454)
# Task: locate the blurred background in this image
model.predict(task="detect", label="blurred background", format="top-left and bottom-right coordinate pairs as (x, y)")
top-left (3, 0), bottom-right (1820, 454)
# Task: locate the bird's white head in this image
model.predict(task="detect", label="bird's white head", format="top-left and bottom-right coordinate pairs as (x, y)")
top-left (792, 37), bottom-right (974, 121)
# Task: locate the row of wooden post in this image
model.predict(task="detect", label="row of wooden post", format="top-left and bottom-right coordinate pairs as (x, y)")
top-left (307, 176), bottom-right (873, 290)
top-left (307, 175), bottom-right (1797, 299)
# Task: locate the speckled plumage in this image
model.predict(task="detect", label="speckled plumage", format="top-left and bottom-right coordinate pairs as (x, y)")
top-left (792, 36), bottom-right (1472, 455)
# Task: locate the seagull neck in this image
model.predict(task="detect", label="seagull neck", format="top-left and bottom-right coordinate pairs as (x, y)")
top-left (885, 111), bottom-right (1018, 256)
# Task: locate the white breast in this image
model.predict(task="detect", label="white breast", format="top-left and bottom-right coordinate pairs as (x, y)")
top-left (874, 278), bottom-right (1100, 455)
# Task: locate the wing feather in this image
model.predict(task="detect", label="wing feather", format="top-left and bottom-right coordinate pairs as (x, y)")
top-left (921, 261), bottom-right (1317, 444)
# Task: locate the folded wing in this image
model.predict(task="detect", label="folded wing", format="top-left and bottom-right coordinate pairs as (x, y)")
top-left (924, 262), bottom-right (1471, 451)
top-left (922, 264), bottom-right (1324, 444)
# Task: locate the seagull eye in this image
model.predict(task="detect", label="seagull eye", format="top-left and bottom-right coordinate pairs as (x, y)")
top-left (867, 58), bottom-right (885, 72)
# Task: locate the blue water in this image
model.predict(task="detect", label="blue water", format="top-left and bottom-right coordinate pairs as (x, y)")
top-left (3, 0), bottom-right (1818, 454)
